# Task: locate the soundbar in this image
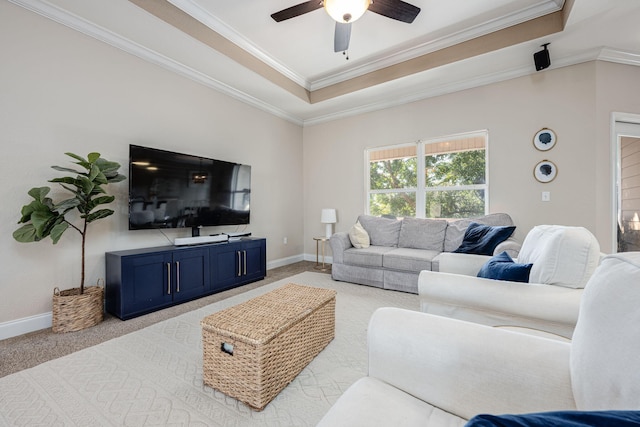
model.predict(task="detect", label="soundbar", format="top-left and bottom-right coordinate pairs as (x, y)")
top-left (174, 234), bottom-right (229, 246)
top-left (225, 232), bottom-right (252, 238)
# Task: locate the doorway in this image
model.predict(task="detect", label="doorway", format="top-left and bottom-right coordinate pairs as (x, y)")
top-left (614, 116), bottom-right (640, 252)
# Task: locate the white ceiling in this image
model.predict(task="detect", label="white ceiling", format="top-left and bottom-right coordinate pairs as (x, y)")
top-left (190, 0), bottom-right (563, 84)
top-left (10, 0), bottom-right (640, 125)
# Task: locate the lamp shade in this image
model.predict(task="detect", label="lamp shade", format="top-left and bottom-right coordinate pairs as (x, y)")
top-left (324, 0), bottom-right (370, 23)
top-left (321, 208), bottom-right (337, 239)
top-left (320, 209), bottom-right (337, 224)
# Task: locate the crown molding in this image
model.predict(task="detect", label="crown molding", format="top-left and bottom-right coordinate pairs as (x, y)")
top-left (9, 0), bottom-right (640, 128)
top-left (303, 46), bottom-right (626, 126)
top-left (304, 61), bottom-right (535, 126)
top-left (309, 0), bottom-right (564, 90)
top-left (168, 0), bottom-right (310, 90)
top-left (8, 0), bottom-right (304, 126)
top-left (597, 47), bottom-right (640, 67)
top-left (170, 0), bottom-right (564, 92)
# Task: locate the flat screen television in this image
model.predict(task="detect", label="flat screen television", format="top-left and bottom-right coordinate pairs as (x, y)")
top-left (128, 145), bottom-right (251, 233)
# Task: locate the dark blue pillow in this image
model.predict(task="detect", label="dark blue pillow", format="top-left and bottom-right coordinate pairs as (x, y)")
top-left (453, 222), bottom-right (516, 256)
top-left (465, 410), bottom-right (640, 426)
top-left (477, 251), bottom-right (532, 283)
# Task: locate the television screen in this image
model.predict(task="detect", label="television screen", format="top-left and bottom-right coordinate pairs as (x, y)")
top-left (128, 145), bottom-right (250, 230)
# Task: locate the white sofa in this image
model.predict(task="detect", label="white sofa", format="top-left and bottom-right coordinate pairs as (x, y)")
top-left (417, 225), bottom-right (601, 339)
top-left (317, 253), bottom-right (640, 427)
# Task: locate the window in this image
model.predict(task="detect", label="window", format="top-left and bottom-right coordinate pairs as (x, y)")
top-left (366, 131), bottom-right (487, 218)
top-left (367, 144), bottom-right (418, 217)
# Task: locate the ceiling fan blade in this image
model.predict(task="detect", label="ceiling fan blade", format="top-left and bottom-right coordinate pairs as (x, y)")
top-left (368, 0), bottom-right (421, 23)
top-left (271, 1), bottom-right (323, 22)
top-left (334, 22), bottom-right (352, 52)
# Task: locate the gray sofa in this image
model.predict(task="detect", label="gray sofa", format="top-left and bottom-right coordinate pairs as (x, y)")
top-left (330, 213), bottom-right (520, 293)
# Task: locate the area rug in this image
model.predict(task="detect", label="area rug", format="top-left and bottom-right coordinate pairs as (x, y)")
top-left (0, 272), bottom-right (419, 426)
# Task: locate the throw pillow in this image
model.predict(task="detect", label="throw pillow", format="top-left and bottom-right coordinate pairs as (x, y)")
top-left (349, 221), bottom-right (370, 248)
top-left (477, 251), bottom-right (532, 283)
top-left (465, 410), bottom-right (640, 427)
top-left (453, 222), bottom-right (516, 256)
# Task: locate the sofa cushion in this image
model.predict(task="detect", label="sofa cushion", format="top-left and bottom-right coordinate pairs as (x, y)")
top-left (383, 248), bottom-right (441, 273)
top-left (444, 213), bottom-right (515, 252)
top-left (444, 219), bottom-right (472, 252)
top-left (517, 225), bottom-right (600, 288)
top-left (398, 217), bottom-right (447, 251)
top-left (358, 215), bottom-right (402, 247)
top-left (331, 263), bottom-right (385, 289)
top-left (343, 246), bottom-right (396, 268)
top-left (571, 253), bottom-right (640, 410)
top-left (466, 410), bottom-right (640, 427)
top-left (477, 251), bottom-right (532, 283)
top-left (349, 221), bottom-right (370, 248)
top-left (453, 223), bottom-right (516, 256)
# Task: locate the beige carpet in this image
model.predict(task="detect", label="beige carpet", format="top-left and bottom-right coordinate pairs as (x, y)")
top-left (0, 262), bottom-right (318, 378)
top-left (0, 272), bottom-right (419, 426)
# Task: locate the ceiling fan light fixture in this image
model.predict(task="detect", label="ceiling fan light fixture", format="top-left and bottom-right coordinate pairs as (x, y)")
top-left (324, 0), bottom-right (370, 23)
top-left (192, 171), bottom-right (208, 184)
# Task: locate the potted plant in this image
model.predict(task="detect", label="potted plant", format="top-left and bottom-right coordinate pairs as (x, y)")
top-left (13, 152), bottom-right (126, 333)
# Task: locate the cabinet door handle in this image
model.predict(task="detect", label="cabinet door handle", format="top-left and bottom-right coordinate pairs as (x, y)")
top-left (166, 262), bottom-right (171, 295)
top-left (243, 251), bottom-right (247, 276)
top-left (176, 261), bottom-right (180, 292)
top-left (237, 251), bottom-right (242, 277)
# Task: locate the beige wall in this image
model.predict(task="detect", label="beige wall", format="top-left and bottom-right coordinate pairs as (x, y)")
top-left (0, 2), bottom-right (303, 325)
top-left (303, 61), bottom-right (640, 255)
top-left (4, 1), bottom-right (640, 333)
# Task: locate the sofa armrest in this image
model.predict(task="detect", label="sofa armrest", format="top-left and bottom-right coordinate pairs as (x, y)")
top-left (434, 238), bottom-right (522, 276)
top-left (418, 270), bottom-right (582, 336)
top-left (494, 237), bottom-right (522, 258)
top-left (329, 231), bottom-right (352, 264)
top-left (436, 252), bottom-right (492, 276)
top-left (367, 307), bottom-right (576, 420)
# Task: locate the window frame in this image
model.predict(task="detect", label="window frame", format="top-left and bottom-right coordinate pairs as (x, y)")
top-left (365, 130), bottom-right (489, 218)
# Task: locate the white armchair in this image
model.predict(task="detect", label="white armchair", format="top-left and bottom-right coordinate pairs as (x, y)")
top-left (418, 225), bottom-right (601, 339)
top-left (317, 253), bottom-right (640, 427)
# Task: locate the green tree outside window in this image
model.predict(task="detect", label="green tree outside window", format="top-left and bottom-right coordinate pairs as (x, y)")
top-left (367, 137), bottom-right (486, 218)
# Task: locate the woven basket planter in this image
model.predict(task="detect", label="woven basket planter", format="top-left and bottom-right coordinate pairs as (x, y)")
top-left (52, 285), bottom-right (104, 333)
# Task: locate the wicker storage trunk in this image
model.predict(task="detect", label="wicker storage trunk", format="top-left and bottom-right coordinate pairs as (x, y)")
top-left (201, 283), bottom-right (336, 410)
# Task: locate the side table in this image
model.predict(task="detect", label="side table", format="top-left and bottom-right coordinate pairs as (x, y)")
top-left (313, 236), bottom-right (331, 271)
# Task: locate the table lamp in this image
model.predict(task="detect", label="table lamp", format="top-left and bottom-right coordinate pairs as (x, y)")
top-left (321, 209), bottom-right (337, 238)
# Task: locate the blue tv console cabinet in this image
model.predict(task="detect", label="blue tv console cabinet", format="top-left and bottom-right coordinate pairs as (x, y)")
top-left (105, 237), bottom-right (266, 320)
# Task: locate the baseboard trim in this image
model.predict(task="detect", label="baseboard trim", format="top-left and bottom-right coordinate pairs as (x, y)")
top-left (0, 312), bottom-right (52, 341)
top-left (267, 254), bottom-right (305, 270)
top-left (304, 253), bottom-right (334, 264)
top-left (1, 255), bottom-right (315, 341)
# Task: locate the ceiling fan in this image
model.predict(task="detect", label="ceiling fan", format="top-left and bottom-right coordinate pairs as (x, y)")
top-left (271, 0), bottom-right (421, 54)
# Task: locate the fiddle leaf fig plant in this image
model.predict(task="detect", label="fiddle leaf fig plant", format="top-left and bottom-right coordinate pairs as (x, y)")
top-left (13, 152), bottom-right (126, 294)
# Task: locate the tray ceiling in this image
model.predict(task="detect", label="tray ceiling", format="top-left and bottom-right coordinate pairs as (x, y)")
top-left (8, 0), bottom-right (640, 124)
